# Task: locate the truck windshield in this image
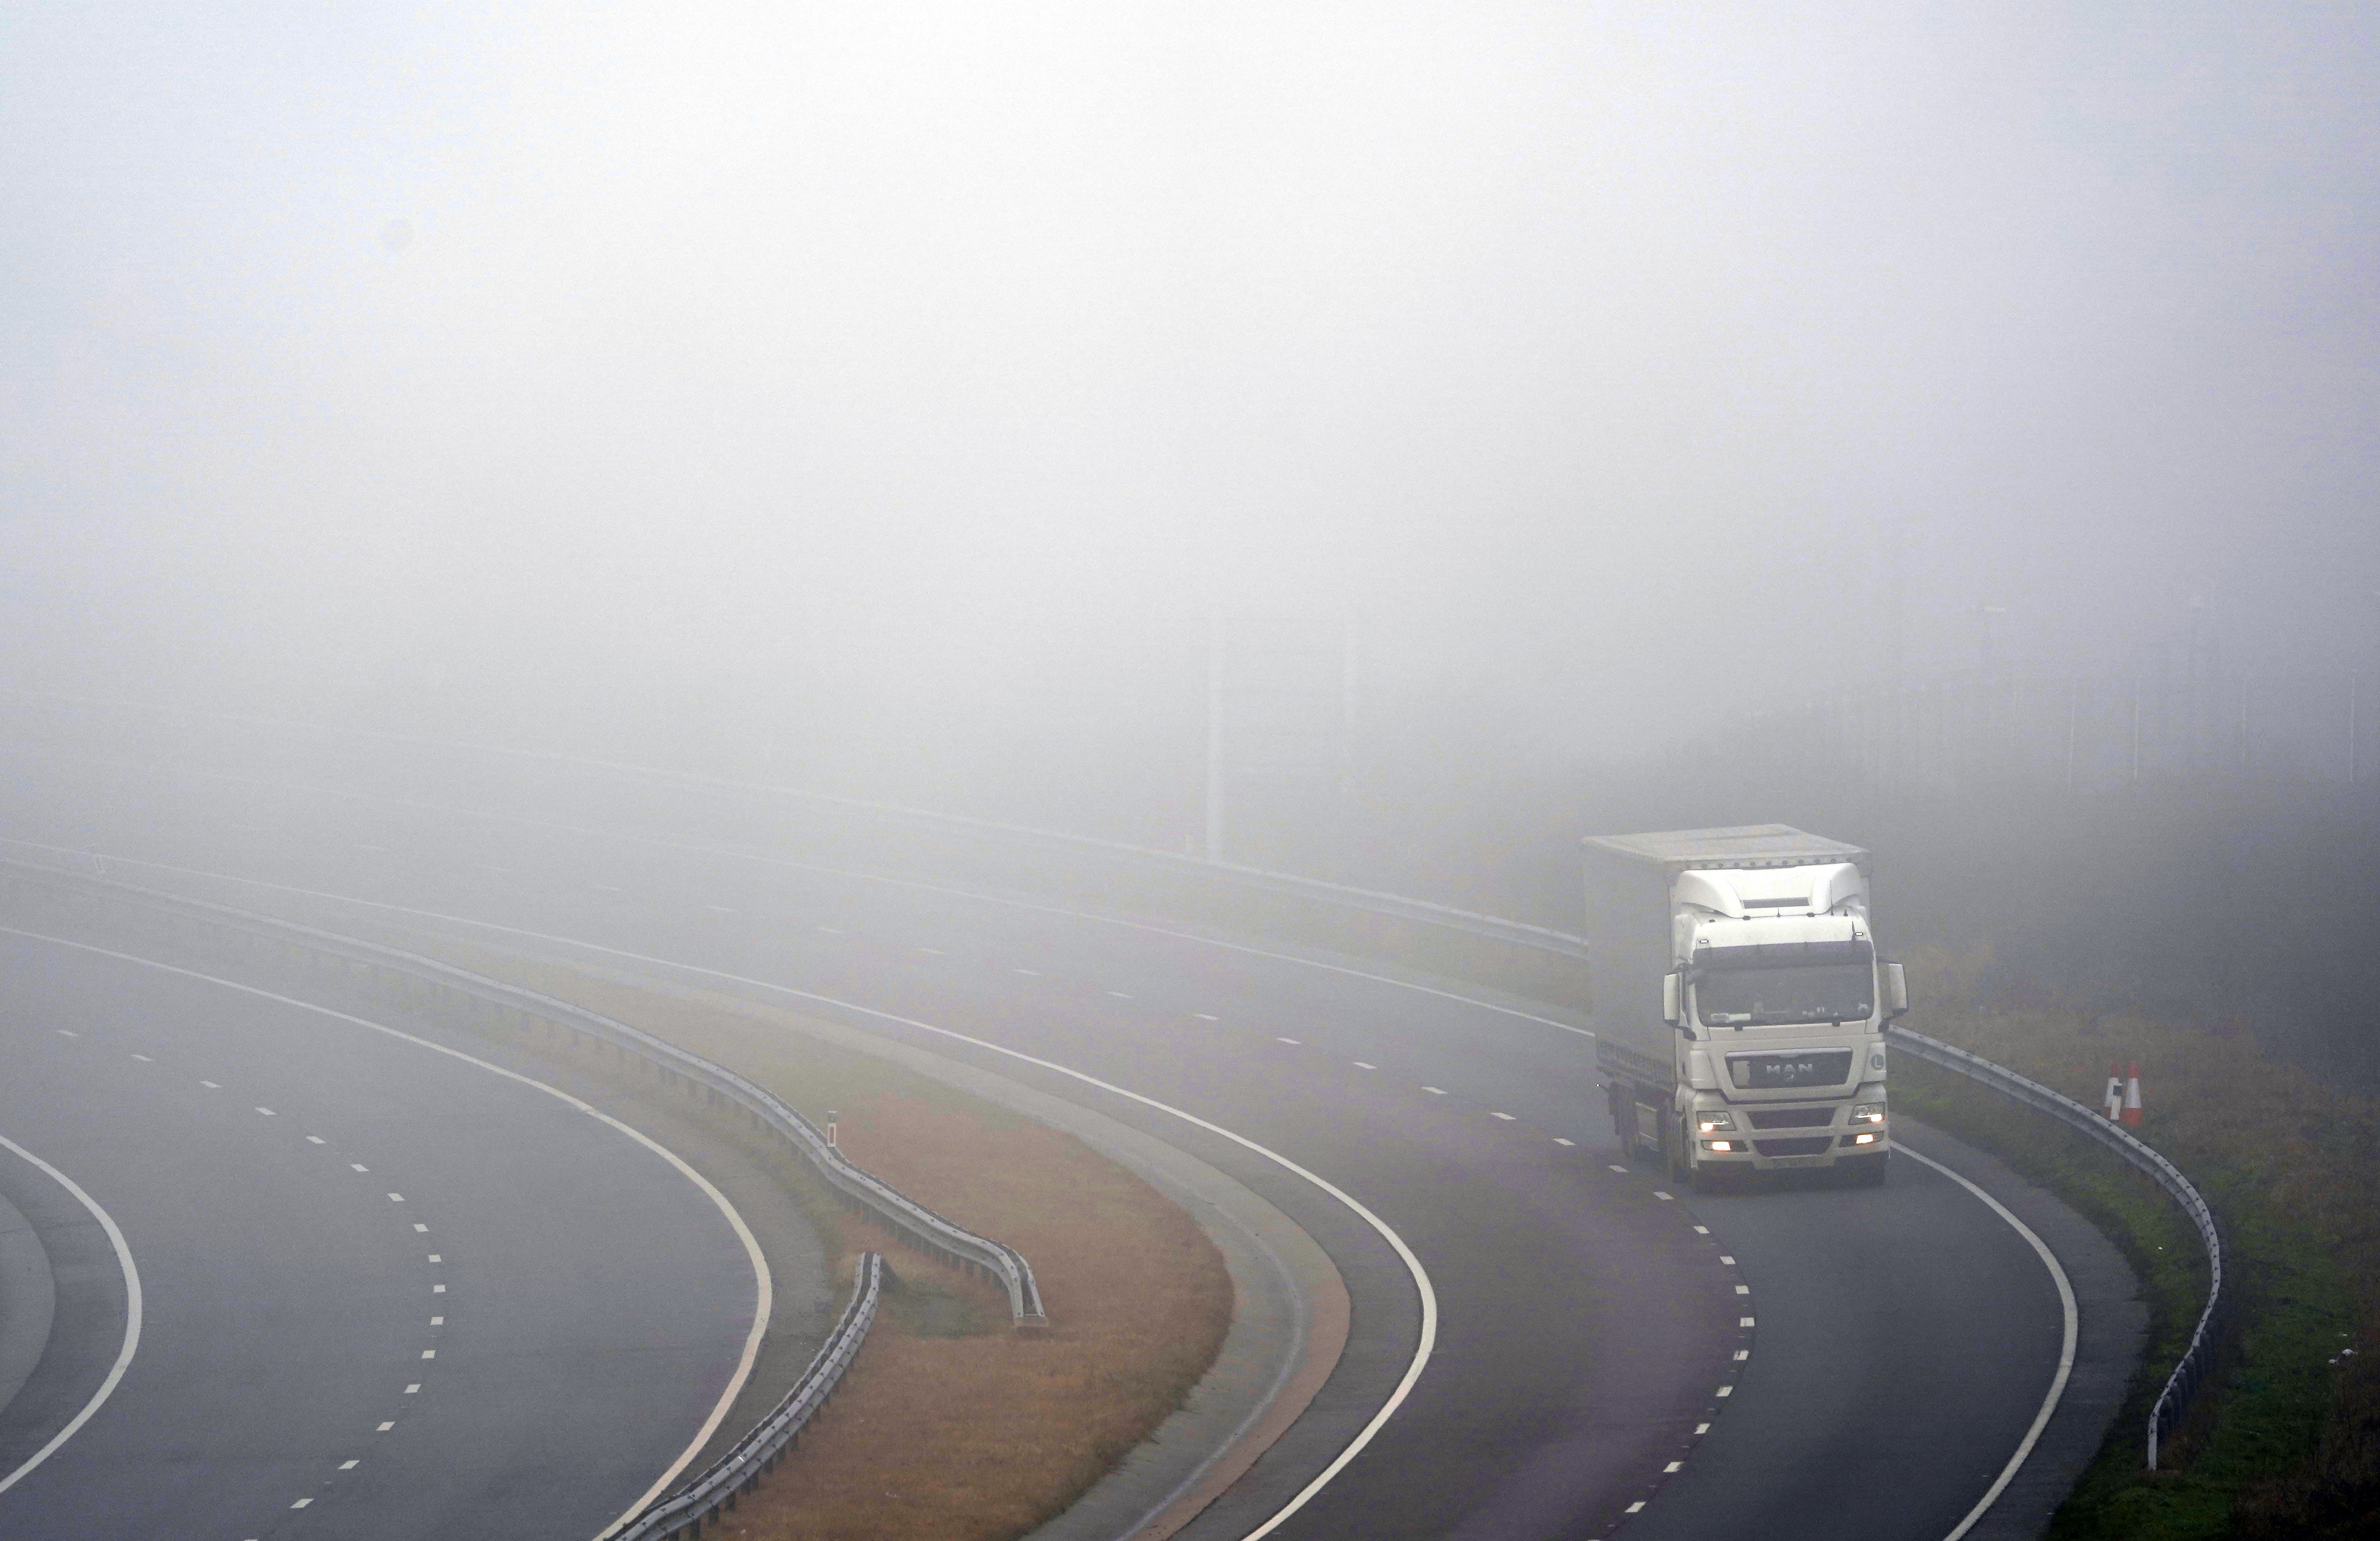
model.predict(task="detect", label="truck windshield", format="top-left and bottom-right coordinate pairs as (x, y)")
top-left (1697, 963), bottom-right (1873, 1027)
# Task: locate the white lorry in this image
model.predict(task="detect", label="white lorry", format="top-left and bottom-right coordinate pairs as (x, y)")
top-left (1585, 825), bottom-right (1909, 1188)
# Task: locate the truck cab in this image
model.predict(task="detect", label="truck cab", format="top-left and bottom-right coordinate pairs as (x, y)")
top-left (1664, 863), bottom-right (1898, 1185)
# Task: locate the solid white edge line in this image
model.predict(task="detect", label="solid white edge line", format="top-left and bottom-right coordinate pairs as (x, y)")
top-left (1896, 1145), bottom-right (2078, 1541)
top-left (0, 1134), bottom-right (143, 1498)
top-left (0, 865), bottom-right (1439, 1541)
top-left (0, 925), bottom-right (769, 1540)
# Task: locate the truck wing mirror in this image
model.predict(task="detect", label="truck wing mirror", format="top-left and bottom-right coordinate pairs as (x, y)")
top-left (1883, 960), bottom-right (1909, 1019)
top-left (1662, 972), bottom-right (1685, 1031)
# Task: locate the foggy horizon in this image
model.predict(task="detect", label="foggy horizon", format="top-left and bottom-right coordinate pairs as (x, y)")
top-left (7, 3), bottom-right (2378, 773)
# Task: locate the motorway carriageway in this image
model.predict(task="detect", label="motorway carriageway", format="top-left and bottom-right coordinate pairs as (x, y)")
top-left (0, 920), bottom-right (767, 1541)
top-left (0, 747), bottom-right (2075, 1541)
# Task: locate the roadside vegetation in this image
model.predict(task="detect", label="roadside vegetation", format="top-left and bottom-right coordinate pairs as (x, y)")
top-left (1894, 945), bottom-right (2379, 1539)
top-left (441, 950), bottom-right (1237, 1541)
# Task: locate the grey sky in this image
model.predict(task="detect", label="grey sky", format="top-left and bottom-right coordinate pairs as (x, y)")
top-left (5, 2), bottom-right (2376, 760)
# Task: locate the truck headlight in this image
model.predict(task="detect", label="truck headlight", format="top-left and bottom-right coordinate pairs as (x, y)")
top-left (1696, 1111), bottom-right (1736, 1133)
top-left (1850, 1103), bottom-right (1885, 1125)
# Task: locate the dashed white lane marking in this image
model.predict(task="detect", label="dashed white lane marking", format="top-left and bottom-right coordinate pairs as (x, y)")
top-left (306, 1136), bottom-right (325, 1145)
top-left (414, 1224), bottom-right (429, 1233)
top-left (1692, 1225), bottom-right (1709, 1235)
top-left (1422, 1086), bottom-right (1446, 1095)
top-left (1191, 1013), bottom-right (1218, 1021)
top-left (1626, 1501), bottom-right (1645, 1513)
top-left (1654, 1190), bottom-right (1674, 1201)
top-left (351, 1164), bottom-right (370, 1172)
top-left (1733, 1349), bottom-right (1749, 1361)
top-left (1740, 1317), bottom-right (1756, 1328)
top-left (421, 1349), bottom-right (436, 1359)
top-left (1695, 1422), bottom-right (1710, 1434)
top-left (1720, 1255), bottom-right (1735, 1265)
top-left (0, 1135), bottom-right (143, 1501)
top-left (1716, 1385), bottom-right (1733, 1397)
top-left (594, 883), bottom-right (625, 893)
top-left (1106, 990), bottom-right (1132, 999)
top-left (1355, 1062), bottom-right (1378, 1070)
top-left (1490, 1111), bottom-right (1514, 1121)
top-left (1734, 1284), bottom-right (1750, 1295)
top-left (915, 947), bottom-right (944, 955)
top-left (1896, 1144), bottom-right (2080, 1541)
top-left (815, 926), bottom-right (843, 935)
top-left (387, 1193), bottom-right (404, 1203)
top-left (1010, 967), bottom-right (1042, 976)
top-left (200, 1080), bottom-right (220, 1089)
top-left (255, 1107), bottom-right (276, 1116)
top-left (427, 1254), bottom-right (441, 1263)
top-left (1664, 1461), bottom-right (1683, 1472)
top-left (404, 1384), bottom-right (420, 1394)
top-left (1277, 1037), bottom-right (1301, 1046)
top-left (1553, 1137), bottom-right (1575, 1146)
top-left (129, 1053), bottom-right (151, 1062)
top-left (431, 1316), bottom-right (444, 1326)
top-left (1608, 1164), bottom-right (1628, 1173)
top-left (338, 1459), bottom-right (359, 1470)
top-left (432, 1284), bottom-right (445, 1294)
top-left (291, 1498), bottom-right (313, 1509)
top-left (54, 1029), bottom-right (77, 1037)
top-left (376, 1422), bottom-right (394, 1432)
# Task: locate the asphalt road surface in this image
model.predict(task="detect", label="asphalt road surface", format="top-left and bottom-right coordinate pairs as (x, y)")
top-left (0, 922), bottom-right (766, 1541)
top-left (0, 736), bottom-right (2081, 1541)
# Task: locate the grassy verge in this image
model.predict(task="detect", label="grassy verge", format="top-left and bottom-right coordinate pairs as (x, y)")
top-left (440, 947), bottom-right (1237, 1541)
top-left (1897, 948), bottom-right (2379, 1538)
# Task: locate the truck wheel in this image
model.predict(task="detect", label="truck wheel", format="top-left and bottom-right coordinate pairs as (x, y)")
top-left (1666, 1119), bottom-right (1691, 1185)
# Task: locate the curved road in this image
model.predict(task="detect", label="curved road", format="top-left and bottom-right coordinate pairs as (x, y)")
top-left (0, 923), bottom-right (765, 1540)
top-left (0, 736), bottom-right (2081, 1540)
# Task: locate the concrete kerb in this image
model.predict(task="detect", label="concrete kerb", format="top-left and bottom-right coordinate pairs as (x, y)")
top-left (441, 944), bottom-right (1350, 1541)
top-left (0, 1187), bottom-right (54, 1426)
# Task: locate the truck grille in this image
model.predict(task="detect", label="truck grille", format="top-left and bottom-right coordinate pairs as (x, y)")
top-left (1753, 1137), bottom-right (1834, 1157)
top-left (1747, 1108), bottom-right (1835, 1129)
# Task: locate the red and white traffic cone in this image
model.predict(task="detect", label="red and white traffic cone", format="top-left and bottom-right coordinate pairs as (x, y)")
top-left (2122, 1063), bottom-right (2143, 1127)
top-left (2104, 1063), bottom-right (2124, 1121)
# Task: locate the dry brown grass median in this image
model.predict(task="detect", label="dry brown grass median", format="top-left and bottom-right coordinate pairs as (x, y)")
top-left (434, 947), bottom-right (1234, 1541)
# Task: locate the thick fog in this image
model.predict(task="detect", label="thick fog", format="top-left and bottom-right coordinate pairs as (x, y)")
top-left (5, 3), bottom-right (2378, 782)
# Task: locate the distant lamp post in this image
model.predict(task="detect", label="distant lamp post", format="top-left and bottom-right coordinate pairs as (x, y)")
top-left (1975, 603), bottom-right (2010, 677)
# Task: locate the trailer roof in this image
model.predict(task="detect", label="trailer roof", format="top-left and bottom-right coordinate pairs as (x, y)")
top-left (1582, 824), bottom-right (1868, 870)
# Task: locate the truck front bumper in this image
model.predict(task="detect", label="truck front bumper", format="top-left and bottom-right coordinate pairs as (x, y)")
top-left (1698, 1125), bottom-right (1889, 1170)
